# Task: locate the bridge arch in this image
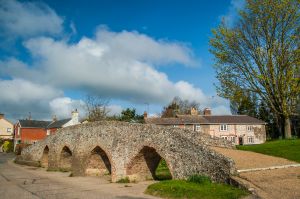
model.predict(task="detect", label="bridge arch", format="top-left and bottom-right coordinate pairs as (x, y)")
top-left (126, 145), bottom-right (173, 182)
top-left (40, 145), bottom-right (49, 168)
top-left (59, 146), bottom-right (72, 171)
top-left (85, 145), bottom-right (112, 177)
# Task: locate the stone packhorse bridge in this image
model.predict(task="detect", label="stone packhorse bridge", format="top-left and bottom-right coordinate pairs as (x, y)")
top-left (18, 121), bottom-right (235, 183)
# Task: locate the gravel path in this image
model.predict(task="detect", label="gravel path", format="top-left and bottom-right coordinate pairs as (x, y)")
top-left (212, 147), bottom-right (300, 199)
top-left (211, 147), bottom-right (297, 170)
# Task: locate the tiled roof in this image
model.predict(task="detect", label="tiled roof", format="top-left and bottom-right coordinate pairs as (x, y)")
top-left (47, 118), bottom-right (71, 128)
top-left (19, 120), bottom-right (51, 128)
top-left (203, 115), bottom-right (265, 124)
top-left (145, 115), bottom-right (265, 125)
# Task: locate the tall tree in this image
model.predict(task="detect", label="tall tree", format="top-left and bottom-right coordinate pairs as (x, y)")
top-left (119, 108), bottom-right (144, 123)
top-left (210, 0), bottom-right (300, 138)
top-left (84, 95), bottom-right (110, 122)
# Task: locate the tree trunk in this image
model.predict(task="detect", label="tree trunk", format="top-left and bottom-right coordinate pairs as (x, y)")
top-left (284, 117), bottom-right (292, 139)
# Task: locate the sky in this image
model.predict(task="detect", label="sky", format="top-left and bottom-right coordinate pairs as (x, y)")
top-left (0, 0), bottom-right (244, 121)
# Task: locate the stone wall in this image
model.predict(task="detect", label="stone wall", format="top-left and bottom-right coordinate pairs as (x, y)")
top-left (19, 121), bottom-right (236, 183)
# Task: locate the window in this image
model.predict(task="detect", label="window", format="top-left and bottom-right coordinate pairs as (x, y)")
top-left (221, 136), bottom-right (228, 140)
top-left (7, 128), bottom-right (12, 133)
top-left (46, 130), bottom-right (50, 136)
top-left (247, 125), bottom-right (253, 131)
top-left (247, 136), bottom-right (254, 143)
top-left (17, 127), bottom-right (20, 136)
top-left (173, 125), bottom-right (178, 128)
top-left (195, 124), bottom-right (201, 132)
top-left (230, 136), bottom-right (236, 143)
top-left (220, 124), bottom-right (228, 131)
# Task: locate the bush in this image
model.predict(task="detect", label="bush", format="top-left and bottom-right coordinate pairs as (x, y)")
top-left (2, 140), bottom-right (14, 153)
top-left (116, 177), bottom-right (130, 183)
top-left (187, 175), bottom-right (211, 184)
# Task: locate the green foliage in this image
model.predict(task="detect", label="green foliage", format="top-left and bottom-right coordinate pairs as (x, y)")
top-left (237, 139), bottom-right (300, 163)
top-left (187, 175), bottom-right (211, 184)
top-left (155, 159), bottom-right (172, 180)
top-left (116, 177), bottom-right (130, 183)
top-left (145, 180), bottom-right (249, 199)
top-left (119, 108), bottom-right (144, 123)
top-left (2, 140), bottom-right (13, 153)
top-left (210, 0), bottom-right (300, 138)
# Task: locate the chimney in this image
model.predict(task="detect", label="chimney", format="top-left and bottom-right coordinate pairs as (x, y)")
top-left (203, 108), bottom-right (211, 116)
top-left (71, 109), bottom-right (79, 124)
top-left (143, 111), bottom-right (148, 119)
top-left (190, 107), bottom-right (198, 116)
top-left (52, 115), bottom-right (57, 122)
top-left (0, 113), bottom-right (4, 119)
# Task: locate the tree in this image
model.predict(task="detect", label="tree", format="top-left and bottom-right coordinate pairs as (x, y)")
top-left (210, 0), bottom-right (300, 138)
top-left (84, 95), bottom-right (110, 122)
top-left (161, 97), bottom-right (200, 117)
top-left (119, 108), bottom-right (144, 123)
top-left (230, 91), bottom-right (258, 117)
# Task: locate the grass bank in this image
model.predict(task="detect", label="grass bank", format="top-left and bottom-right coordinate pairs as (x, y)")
top-left (237, 139), bottom-right (300, 163)
top-left (145, 176), bottom-right (248, 199)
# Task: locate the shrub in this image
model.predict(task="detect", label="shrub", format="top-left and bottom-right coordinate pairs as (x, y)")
top-left (116, 177), bottom-right (130, 183)
top-left (2, 140), bottom-right (14, 153)
top-left (187, 175), bottom-right (211, 184)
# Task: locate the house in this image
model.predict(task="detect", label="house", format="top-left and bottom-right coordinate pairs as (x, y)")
top-left (145, 108), bottom-right (266, 145)
top-left (0, 113), bottom-right (14, 140)
top-left (47, 110), bottom-right (80, 135)
top-left (14, 110), bottom-right (80, 149)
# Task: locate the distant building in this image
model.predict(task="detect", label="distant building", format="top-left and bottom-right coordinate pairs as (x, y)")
top-left (145, 108), bottom-right (266, 145)
top-left (0, 113), bottom-right (14, 140)
top-left (14, 110), bottom-right (80, 149)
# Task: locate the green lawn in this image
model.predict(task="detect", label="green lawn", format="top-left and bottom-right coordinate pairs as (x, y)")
top-left (145, 179), bottom-right (249, 199)
top-left (155, 159), bottom-right (172, 180)
top-left (237, 139), bottom-right (300, 163)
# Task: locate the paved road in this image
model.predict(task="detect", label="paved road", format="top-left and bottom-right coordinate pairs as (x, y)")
top-left (0, 153), bottom-right (158, 199)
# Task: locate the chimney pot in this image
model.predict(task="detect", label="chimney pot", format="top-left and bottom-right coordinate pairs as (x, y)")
top-left (143, 111), bottom-right (148, 119)
top-left (203, 108), bottom-right (212, 116)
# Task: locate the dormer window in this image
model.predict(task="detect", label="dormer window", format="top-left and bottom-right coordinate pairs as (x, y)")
top-left (220, 124), bottom-right (228, 131)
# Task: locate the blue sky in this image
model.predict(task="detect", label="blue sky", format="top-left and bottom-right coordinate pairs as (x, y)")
top-left (0, 0), bottom-right (243, 121)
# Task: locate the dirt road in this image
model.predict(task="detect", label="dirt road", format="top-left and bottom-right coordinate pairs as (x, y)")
top-left (0, 153), bottom-right (157, 199)
top-left (212, 147), bottom-right (300, 199)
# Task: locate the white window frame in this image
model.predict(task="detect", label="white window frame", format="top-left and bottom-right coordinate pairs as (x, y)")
top-left (173, 125), bottom-right (178, 128)
top-left (221, 136), bottom-right (228, 140)
top-left (7, 128), bottom-right (12, 133)
top-left (46, 129), bottom-right (50, 136)
top-left (194, 124), bottom-right (201, 132)
top-left (220, 124), bottom-right (228, 131)
top-left (247, 125), bottom-right (253, 131)
top-left (247, 136), bottom-right (254, 143)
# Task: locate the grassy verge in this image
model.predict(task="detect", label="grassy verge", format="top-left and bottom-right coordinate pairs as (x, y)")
top-left (237, 139), bottom-right (300, 163)
top-left (155, 159), bottom-right (172, 180)
top-left (145, 176), bottom-right (249, 199)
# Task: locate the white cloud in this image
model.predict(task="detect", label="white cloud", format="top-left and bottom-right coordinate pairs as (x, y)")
top-left (2, 29), bottom-right (199, 105)
top-left (0, 28), bottom-right (230, 118)
top-left (221, 0), bottom-right (245, 27)
top-left (107, 105), bottom-right (123, 116)
top-left (0, 0), bottom-right (63, 38)
top-left (49, 97), bottom-right (85, 119)
top-left (0, 78), bottom-right (63, 120)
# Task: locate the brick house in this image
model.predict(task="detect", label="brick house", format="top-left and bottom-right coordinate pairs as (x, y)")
top-left (0, 113), bottom-right (14, 140)
top-left (145, 108), bottom-right (266, 145)
top-left (14, 110), bottom-right (80, 150)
